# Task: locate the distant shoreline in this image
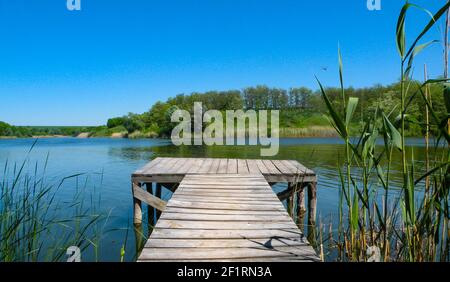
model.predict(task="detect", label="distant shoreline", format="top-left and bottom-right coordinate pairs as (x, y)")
top-left (0, 126), bottom-right (341, 140)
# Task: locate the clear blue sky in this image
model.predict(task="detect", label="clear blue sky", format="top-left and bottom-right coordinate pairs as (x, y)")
top-left (0, 0), bottom-right (446, 126)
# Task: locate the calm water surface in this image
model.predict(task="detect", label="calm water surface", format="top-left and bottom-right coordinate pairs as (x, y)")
top-left (0, 137), bottom-right (435, 261)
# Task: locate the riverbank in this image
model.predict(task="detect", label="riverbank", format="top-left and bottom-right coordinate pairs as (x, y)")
top-left (0, 126), bottom-right (339, 139)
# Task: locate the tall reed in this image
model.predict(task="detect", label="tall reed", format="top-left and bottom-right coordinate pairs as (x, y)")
top-left (315, 1), bottom-right (450, 262)
top-left (0, 141), bottom-right (109, 262)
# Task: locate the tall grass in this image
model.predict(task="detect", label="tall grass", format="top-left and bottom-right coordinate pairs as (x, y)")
top-left (315, 1), bottom-right (450, 262)
top-left (0, 141), bottom-right (109, 262)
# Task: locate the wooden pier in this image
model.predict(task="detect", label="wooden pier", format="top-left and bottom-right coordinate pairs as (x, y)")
top-left (131, 157), bottom-right (319, 262)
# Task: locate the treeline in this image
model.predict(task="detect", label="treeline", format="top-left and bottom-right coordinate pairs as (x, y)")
top-left (1, 82), bottom-right (446, 138)
top-left (105, 82), bottom-right (447, 137)
top-left (0, 122), bottom-right (98, 138)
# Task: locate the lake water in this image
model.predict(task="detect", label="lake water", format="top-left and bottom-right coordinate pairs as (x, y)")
top-left (0, 137), bottom-right (435, 261)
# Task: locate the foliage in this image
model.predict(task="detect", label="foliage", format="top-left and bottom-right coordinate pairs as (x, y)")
top-left (2, 81), bottom-right (447, 139)
top-left (101, 81), bottom-right (448, 138)
top-left (0, 122), bottom-right (100, 138)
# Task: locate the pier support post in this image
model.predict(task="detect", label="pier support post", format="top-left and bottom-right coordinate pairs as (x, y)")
top-left (307, 181), bottom-right (317, 225)
top-left (146, 183), bottom-right (155, 227)
top-left (286, 183), bottom-right (293, 216)
top-left (133, 223), bottom-right (144, 257)
top-left (132, 181), bottom-right (143, 225)
top-left (296, 186), bottom-right (306, 222)
top-left (155, 183), bottom-right (162, 220)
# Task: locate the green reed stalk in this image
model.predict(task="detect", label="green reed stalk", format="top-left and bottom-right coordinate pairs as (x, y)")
top-left (316, 1), bottom-right (450, 262)
top-left (0, 149), bottom-right (109, 262)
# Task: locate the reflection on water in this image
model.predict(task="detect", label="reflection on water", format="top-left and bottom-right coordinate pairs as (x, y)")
top-left (108, 147), bottom-right (154, 161)
top-left (0, 137), bottom-right (440, 261)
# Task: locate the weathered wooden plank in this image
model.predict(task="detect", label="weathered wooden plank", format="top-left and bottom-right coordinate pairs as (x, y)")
top-left (208, 159), bottom-right (220, 174)
top-left (134, 158), bottom-right (316, 178)
top-left (262, 160), bottom-right (282, 174)
top-left (198, 158), bottom-right (213, 173)
top-left (144, 237), bottom-right (308, 248)
top-left (151, 158), bottom-right (175, 174)
top-left (132, 175), bottom-right (185, 183)
top-left (138, 246), bottom-right (317, 260)
top-left (226, 159), bottom-right (238, 173)
top-left (272, 160), bottom-right (293, 175)
top-left (265, 175), bottom-right (316, 183)
top-left (180, 182), bottom-right (268, 186)
top-left (181, 178), bottom-right (268, 183)
top-left (167, 200), bottom-right (286, 211)
top-left (178, 185), bottom-right (269, 190)
top-left (175, 191), bottom-right (271, 195)
top-left (255, 160), bottom-right (270, 174)
top-left (133, 157), bottom-right (162, 175)
top-left (185, 174), bottom-right (264, 179)
top-left (169, 158), bottom-right (188, 174)
top-left (237, 159), bottom-right (249, 174)
top-left (159, 213), bottom-right (293, 222)
top-left (180, 182), bottom-right (268, 187)
top-left (164, 158), bottom-right (183, 173)
top-left (171, 195), bottom-right (279, 203)
top-left (163, 206), bottom-right (290, 216)
top-left (169, 197), bottom-right (283, 206)
top-left (177, 158), bottom-right (196, 174)
top-left (187, 158), bottom-right (205, 173)
top-left (217, 159), bottom-right (228, 173)
top-left (156, 220), bottom-right (296, 230)
top-left (174, 191), bottom-right (276, 198)
top-left (149, 228), bottom-right (304, 239)
top-left (181, 176), bottom-right (267, 181)
top-left (149, 158), bottom-right (168, 174)
top-left (288, 160), bottom-right (315, 175)
top-left (280, 160), bottom-right (304, 174)
top-left (246, 159), bottom-right (261, 174)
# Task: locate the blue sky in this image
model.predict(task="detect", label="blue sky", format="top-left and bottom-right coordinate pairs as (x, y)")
top-left (0, 0), bottom-right (446, 126)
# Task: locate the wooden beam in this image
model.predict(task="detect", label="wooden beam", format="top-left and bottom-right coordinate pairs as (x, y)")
top-left (161, 183), bottom-right (179, 192)
top-left (132, 174), bottom-right (317, 185)
top-left (276, 182), bottom-right (307, 201)
top-left (133, 183), bottom-right (167, 212)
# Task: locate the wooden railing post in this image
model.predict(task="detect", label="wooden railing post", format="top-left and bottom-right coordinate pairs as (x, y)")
top-left (307, 181), bottom-right (317, 225)
top-left (132, 181), bottom-right (143, 225)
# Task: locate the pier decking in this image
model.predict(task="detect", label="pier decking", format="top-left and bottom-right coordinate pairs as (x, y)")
top-left (131, 157), bottom-right (319, 262)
